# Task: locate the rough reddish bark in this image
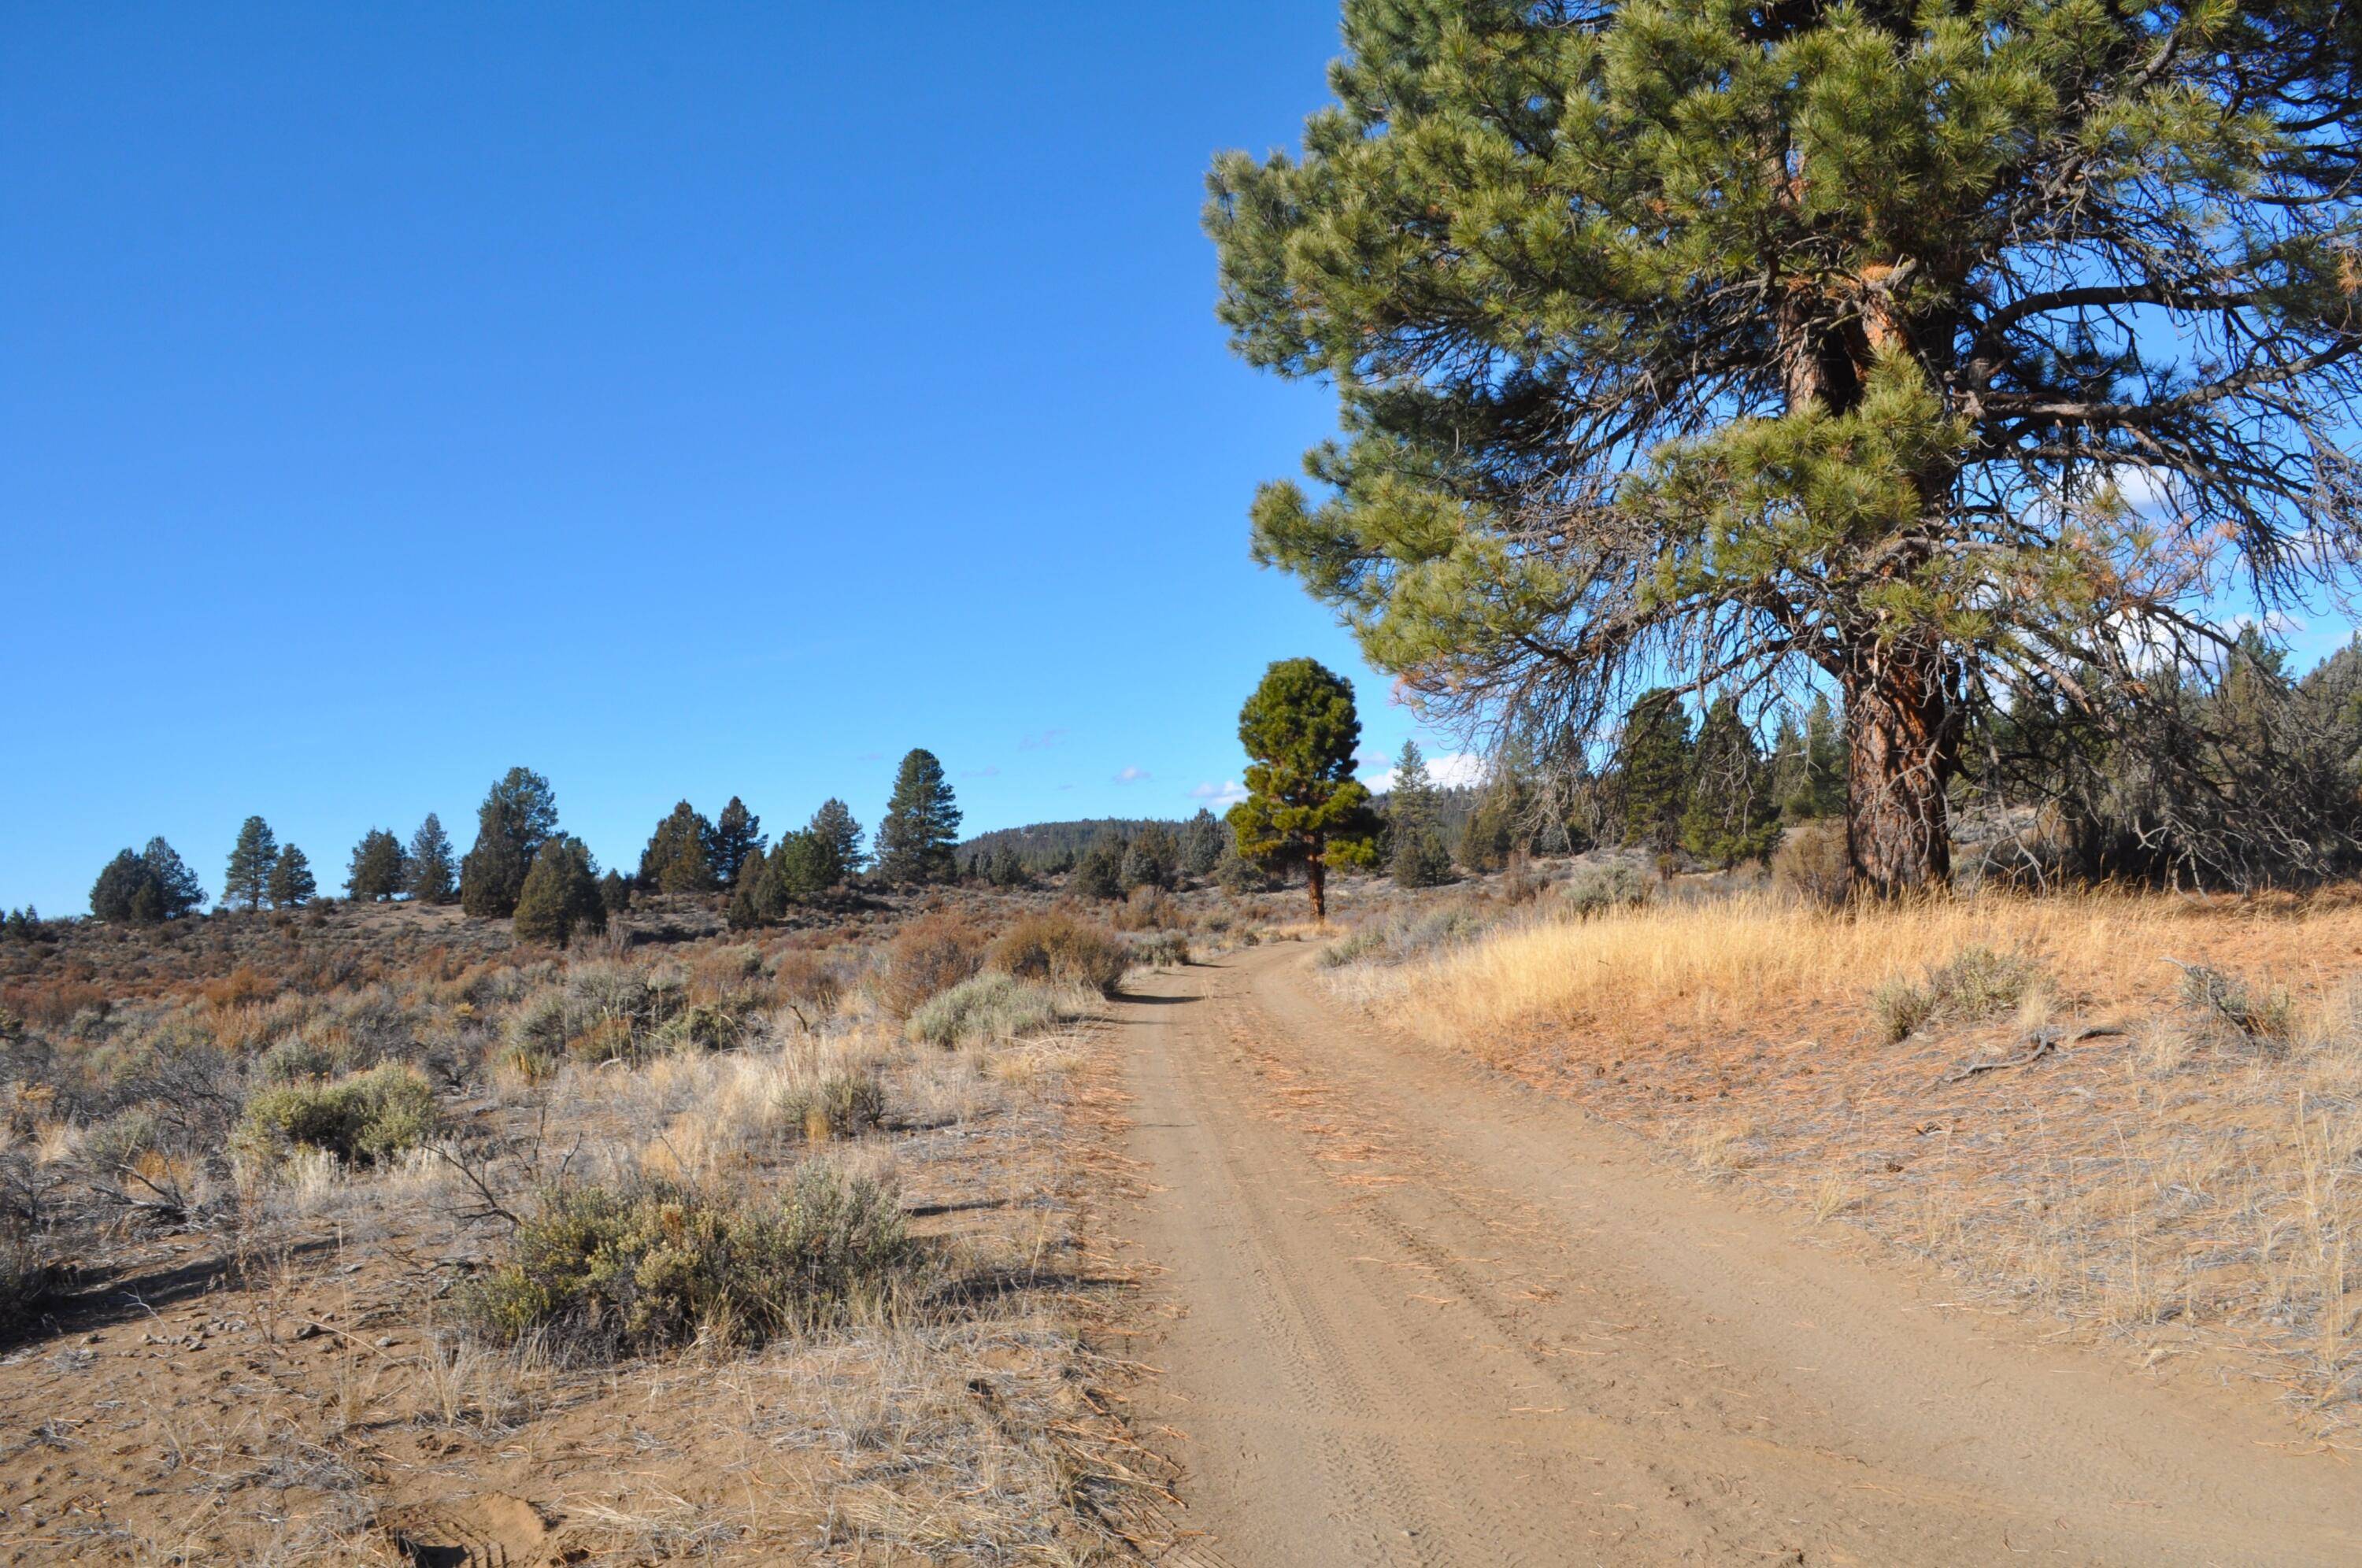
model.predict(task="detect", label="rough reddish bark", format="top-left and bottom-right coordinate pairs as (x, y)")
top-left (1842, 636), bottom-right (1957, 896)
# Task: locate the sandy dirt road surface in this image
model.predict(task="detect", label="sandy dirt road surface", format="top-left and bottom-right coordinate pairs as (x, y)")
top-left (1116, 943), bottom-right (2362, 1566)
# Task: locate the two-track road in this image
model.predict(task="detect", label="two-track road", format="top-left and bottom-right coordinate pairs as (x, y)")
top-left (1115, 942), bottom-right (2362, 1566)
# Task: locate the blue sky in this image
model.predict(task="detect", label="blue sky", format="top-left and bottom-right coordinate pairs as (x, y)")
top-left (1, 2), bottom-right (1471, 913)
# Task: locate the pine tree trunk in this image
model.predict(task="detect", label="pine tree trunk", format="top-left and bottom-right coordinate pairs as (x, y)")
top-left (1841, 635), bottom-right (1957, 897)
top-left (1307, 845), bottom-right (1327, 923)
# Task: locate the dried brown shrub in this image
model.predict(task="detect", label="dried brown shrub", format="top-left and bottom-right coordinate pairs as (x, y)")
top-left (875, 913), bottom-right (987, 1019)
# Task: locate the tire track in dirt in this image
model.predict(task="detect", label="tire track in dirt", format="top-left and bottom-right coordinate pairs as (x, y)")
top-left (1117, 945), bottom-right (2362, 1566)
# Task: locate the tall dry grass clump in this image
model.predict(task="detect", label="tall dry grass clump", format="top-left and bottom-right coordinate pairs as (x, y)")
top-left (1376, 888), bottom-right (2352, 1050)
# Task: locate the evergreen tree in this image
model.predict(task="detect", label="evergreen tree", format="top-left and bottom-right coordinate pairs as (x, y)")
top-left (725, 851), bottom-right (782, 930)
top-left (460, 767), bottom-right (558, 919)
top-left (1681, 698), bottom-right (1783, 868)
top-left (1122, 824), bottom-right (1179, 891)
top-left (807, 798), bottom-right (864, 882)
top-left (1772, 694), bottom-right (1847, 821)
top-left (513, 836), bottom-right (605, 947)
top-left (405, 813), bottom-right (457, 904)
top-left (268, 844), bottom-right (317, 908)
top-left (988, 846), bottom-right (1029, 889)
top-left (1072, 835), bottom-right (1125, 900)
top-left (1181, 808), bottom-right (1226, 878)
top-left (223, 816), bottom-right (280, 911)
top-left (876, 749), bottom-right (962, 886)
top-left (639, 801), bottom-right (719, 893)
top-left (1227, 658), bottom-right (1379, 921)
top-left (1210, 0), bottom-right (2362, 895)
top-left (1618, 691), bottom-right (1693, 855)
top-left (600, 868), bottom-right (634, 916)
top-left (87, 850), bottom-right (201, 926)
top-left (1386, 740), bottom-right (1453, 888)
top-left (774, 830), bottom-right (835, 903)
top-left (710, 797), bottom-right (765, 887)
top-left (142, 838), bottom-right (205, 921)
top-left (345, 827), bottom-right (407, 901)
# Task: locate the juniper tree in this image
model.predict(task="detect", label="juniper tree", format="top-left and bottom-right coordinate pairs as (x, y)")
top-left (1228, 658), bottom-right (1379, 921)
top-left (1210, 0), bottom-right (2362, 895)
top-left (460, 767), bottom-right (558, 918)
top-left (710, 797), bottom-right (765, 887)
top-left (600, 868), bottom-right (634, 916)
top-left (1682, 697), bottom-right (1783, 867)
top-left (1617, 690), bottom-right (1694, 854)
top-left (267, 844), bottom-right (317, 908)
top-left (405, 814), bottom-right (457, 904)
top-left (1123, 824), bottom-right (1180, 891)
top-left (807, 798), bottom-right (865, 882)
top-left (513, 836), bottom-right (605, 947)
top-left (223, 816), bottom-right (280, 911)
top-left (1073, 835), bottom-right (1126, 900)
top-left (91, 839), bottom-right (205, 924)
top-left (876, 750), bottom-right (962, 886)
top-left (774, 829), bottom-right (837, 902)
top-left (1181, 808), bottom-right (1227, 878)
top-left (639, 801), bottom-right (719, 893)
top-left (1386, 739), bottom-right (1455, 887)
top-left (345, 828), bottom-right (407, 902)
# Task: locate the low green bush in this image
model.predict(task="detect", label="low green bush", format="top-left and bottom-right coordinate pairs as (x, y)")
top-left (460, 1165), bottom-right (916, 1359)
top-left (238, 1063), bottom-right (439, 1167)
top-left (905, 973), bottom-right (1079, 1048)
top-left (1872, 946), bottom-right (2045, 1042)
top-left (1560, 860), bottom-right (1653, 918)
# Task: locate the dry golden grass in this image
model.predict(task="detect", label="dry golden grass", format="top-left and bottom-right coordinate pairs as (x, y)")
top-left (1381, 887), bottom-right (2362, 1049)
top-left (1340, 883), bottom-right (2362, 1437)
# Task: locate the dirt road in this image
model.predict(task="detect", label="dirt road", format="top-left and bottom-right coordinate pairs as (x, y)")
top-left (1117, 943), bottom-right (2362, 1566)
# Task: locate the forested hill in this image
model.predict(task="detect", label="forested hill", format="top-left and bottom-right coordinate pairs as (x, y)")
top-left (961, 817), bottom-right (1194, 870)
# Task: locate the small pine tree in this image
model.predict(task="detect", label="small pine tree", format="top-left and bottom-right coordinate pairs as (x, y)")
top-left (808, 798), bottom-right (864, 882)
top-left (224, 816), bottom-right (280, 911)
top-left (1073, 835), bottom-right (1125, 900)
top-left (710, 797), bottom-right (765, 887)
top-left (513, 836), bottom-right (605, 947)
top-left (91, 849), bottom-right (146, 923)
top-left (268, 844), bottom-right (317, 908)
top-left (460, 767), bottom-right (558, 919)
top-left (405, 814), bottom-right (457, 904)
top-left (1619, 690), bottom-right (1694, 854)
top-left (600, 868), bottom-right (634, 915)
top-left (775, 830), bottom-right (835, 902)
top-left (1227, 658), bottom-right (1379, 921)
top-left (1386, 741), bottom-right (1453, 888)
top-left (345, 827), bottom-right (408, 901)
top-left (1680, 697), bottom-right (1783, 868)
top-left (1181, 808), bottom-right (1226, 878)
top-left (1123, 824), bottom-right (1179, 890)
top-left (640, 801), bottom-right (719, 893)
top-left (989, 846), bottom-right (1028, 888)
top-left (876, 750), bottom-right (962, 886)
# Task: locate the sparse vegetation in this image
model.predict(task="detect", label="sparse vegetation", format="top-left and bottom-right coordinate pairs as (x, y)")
top-left (237, 1062), bottom-right (439, 1167)
top-left (461, 1166), bottom-right (918, 1359)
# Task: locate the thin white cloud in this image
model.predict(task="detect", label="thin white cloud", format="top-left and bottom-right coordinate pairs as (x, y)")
top-left (1113, 765), bottom-right (1152, 784)
top-left (1019, 728), bottom-right (1068, 751)
top-left (1189, 779), bottom-right (1248, 808)
top-left (1363, 750), bottom-right (1487, 793)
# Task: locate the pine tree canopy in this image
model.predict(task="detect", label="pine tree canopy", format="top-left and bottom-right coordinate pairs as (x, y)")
top-left (639, 801), bottom-right (720, 893)
top-left (1682, 697), bottom-right (1783, 867)
top-left (268, 843), bottom-right (317, 908)
top-left (224, 815), bottom-right (280, 911)
top-left (710, 797), bottom-right (765, 886)
top-left (1228, 657), bottom-right (1379, 919)
top-left (1619, 689), bottom-right (1695, 853)
top-left (405, 813), bottom-right (458, 904)
top-left (876, 750), bottom-right (962, 886)
top-left (807, 798), bottom-right (864, 883)
top-left (91, 838), bottom-right (205, 924)
top-left (513, 835), bottom-right (605, 947)
top-left (346, 827), bottom-right (408, 901)
top-left (1210, 0), bottom-right (2362, 896)
top-left (461, 767), bottom-right (559, 919)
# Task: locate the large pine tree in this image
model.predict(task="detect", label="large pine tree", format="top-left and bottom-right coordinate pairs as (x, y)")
top-left (268, 843), bottom-right (317, 908)
top-left (223, 816), bottom-right (280, 911)
top-left (1210, 0), bottom-right (2362, 895)
top-left (639, 801), bottom-right (719, 893)
top-left (807, 798), bottom-right (864, 883)
top-left (875, 751), bottom-right (961, 886)
top-left (710, 797), bottom-right (765, 887)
